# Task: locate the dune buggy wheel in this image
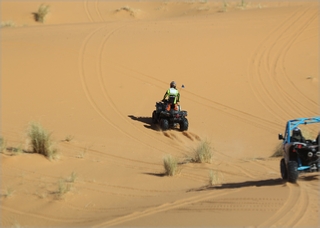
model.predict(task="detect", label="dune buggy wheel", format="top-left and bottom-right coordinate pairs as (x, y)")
top-left (179, 118), bottom-right (188, 131)
top-left (160, 119), bottom-right (169, 131)
top-left (152, 111), bottom-right (158, 124)
top-left (287, 161), bottom-right (299, 183)
top-left (280, 158), bottom-right (287, 180)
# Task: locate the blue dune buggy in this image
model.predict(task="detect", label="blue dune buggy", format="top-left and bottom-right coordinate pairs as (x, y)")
top-left (278, 117), bottom-right (320, 183)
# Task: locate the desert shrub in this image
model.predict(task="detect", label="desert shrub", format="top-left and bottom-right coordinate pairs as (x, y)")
top-left (208, 170), bottom-right (223, 186)
top-left (238, 0), bottom-right (247, 9)
top-left (27, 122), bottom-right (57, 159)
top-left (56, 179), bottom-right (71, 199)
top-left (1, 21), bottom-right (16, 28)
top-left (220, 0), bottom-right (229, 12)
top-left (34, 4), bottom-right (50, 22)
top-left (163, 154), bottom-right (179, 176)
top-left (1, 187), bottom-right (15, 198)
top-left (190, 139), bottom-right (213, 163)
top-left (115, 6), bottom-right (140, 17)
top-left (66, 171), bottom-right (77, 183)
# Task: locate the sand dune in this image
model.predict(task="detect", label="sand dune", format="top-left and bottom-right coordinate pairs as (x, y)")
top-left (1, 0), bottom-right (319, 227)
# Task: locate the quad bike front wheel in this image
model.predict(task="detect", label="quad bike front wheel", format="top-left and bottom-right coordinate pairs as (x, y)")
top-left (160, 119), bottom-right (169, 131)
top-left (179, 118), bottom-right (188, 131)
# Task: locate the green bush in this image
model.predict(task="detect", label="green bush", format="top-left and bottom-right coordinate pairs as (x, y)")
top-left (27, 122), bottom-right (57, 160)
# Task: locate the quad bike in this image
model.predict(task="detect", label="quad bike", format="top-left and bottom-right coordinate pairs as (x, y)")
top-left (152, 100), bottom-right (188, 131)
top-left (278, 117), bottom-right (320, 183)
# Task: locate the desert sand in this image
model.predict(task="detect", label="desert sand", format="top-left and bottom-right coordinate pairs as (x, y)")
top-left (1, 0), bottom-right (319, 227)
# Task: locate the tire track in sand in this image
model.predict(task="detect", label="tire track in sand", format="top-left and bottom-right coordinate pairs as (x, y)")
top-left (78, 24), bottom-right (191, 164)
top-left (84, 1), bottom-right (94, 22)
top-left (84, 0), bottom-right (104, 22)
top-left (115, 64), bottom-right (283, 134)
top-left (257, 182), bottom-right (309, 228)
top-left (94, 24), bottom-right (200, 153)
top-left (92, 189), bottom-right (240, 227)
top-left (274, 7), bottom-right (318, 110)
top-left (247, 6), bottom-right (318, 121)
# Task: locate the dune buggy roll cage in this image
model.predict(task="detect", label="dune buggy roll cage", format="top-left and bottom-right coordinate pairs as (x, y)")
top-left (281, 117), bottom-right (320, 143)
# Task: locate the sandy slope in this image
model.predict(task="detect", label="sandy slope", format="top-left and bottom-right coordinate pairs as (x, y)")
top-left (1, 0), bottom-right (319, 227)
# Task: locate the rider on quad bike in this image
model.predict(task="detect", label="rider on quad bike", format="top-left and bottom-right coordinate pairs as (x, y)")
top-left (162, 81), bottom-right (180, 111)
top-left (152, 81), bottom-right (188, 131)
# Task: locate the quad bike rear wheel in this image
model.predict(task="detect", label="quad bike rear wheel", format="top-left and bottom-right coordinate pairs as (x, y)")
top-left (287, 161), bottom-right (299, 183)
top-left (280, 158), bottom-right (287, 180)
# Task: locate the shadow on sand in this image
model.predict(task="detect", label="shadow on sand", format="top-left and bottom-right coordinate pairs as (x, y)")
top-left (143, 172), bottom-right (166, 177)
top-left (188, 178), bottom-right (286, 192)
top-left (128, 115), bottom-right (159, 131)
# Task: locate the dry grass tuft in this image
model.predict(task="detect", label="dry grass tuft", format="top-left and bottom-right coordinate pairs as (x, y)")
top-left (56, 179), bottom-right (71, 199)
top-left (237, 0), bottom-right (248, 9)
top-left (1, 21), bottom-right (16, 28)
top-left (66, 171), bottom-right (78, 183)
top-left (64, 135), bottom-right (74, 142)
top-left (219, 0), bottom-right (229, 12)
top-left (208, 170), bottom-right (224, 186)
top-left (189, 139), bottom-right (213, 163)
top-left (34, 4), bottom-right (50, 23)
top-left (1, 187), bottom-right (15, 198)
top-left (27, 122), bottom-right (58, 160)
top-left (163, 154), bottom-right (179, 176)
top-left (115, 6), bottom-right (141, 17)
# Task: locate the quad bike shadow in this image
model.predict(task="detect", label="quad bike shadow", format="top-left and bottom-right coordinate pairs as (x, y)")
top-left (128, 115), bottom-right (159, 131)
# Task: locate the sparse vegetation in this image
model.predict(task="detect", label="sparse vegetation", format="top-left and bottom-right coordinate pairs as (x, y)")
top-left (27, 122), bottom-right (58, 160)
top-left (163, 154), bottom-right (179, 176)
top-left (35, 191), bottom-right (47, 199)
top-left (56, 179), bottom-right (71, 199)
top-left (221, 0), bottom-right (229, 12)
top-left (198, 6), bottom-right (210, 11)
top-left (199, 0), bottom-right (208, 3)
top-left (208, 170), bottom-right (223, 186)
top-left (115, 6), bottom-right (140, 17)
top-left (10, 144), bottom-right (24, 156)
top-left (1, 21), bottom-right (16, 28)
top-left (55, 172), bottom-right (78, 199)
top-left (0, 137), bottom-right (6, 153)
top-left (76, 145), bottom-right (90, 158)
top-left (237, 0), bottom-right (247, 9)
top-left (189, 139), bottom-right (213, 163)
top-left (66, 171), bottom-right (77, 183)
top-left (1, 187), bottom-right (15, 198)
top-left (64, 135), bottom-right (74, 142)
top-left (34, 4), bottom-right (50, 23)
